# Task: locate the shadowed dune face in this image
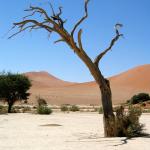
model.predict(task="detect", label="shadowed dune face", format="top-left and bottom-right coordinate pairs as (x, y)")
top-left (25, 64), bottom-right (150, 105)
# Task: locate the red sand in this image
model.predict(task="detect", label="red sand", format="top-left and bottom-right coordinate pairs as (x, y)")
top-left (25, 64), bottom-right (150, 105)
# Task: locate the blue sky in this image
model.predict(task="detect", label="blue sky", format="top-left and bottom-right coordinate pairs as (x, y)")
top-left (0, 0), bottom-right (150, 82)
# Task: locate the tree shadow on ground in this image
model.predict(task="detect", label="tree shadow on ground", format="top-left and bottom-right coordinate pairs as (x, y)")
top-left (66, 132), bottom-right (150, 147)
top-left (114, 134), bottom-right (150, 147)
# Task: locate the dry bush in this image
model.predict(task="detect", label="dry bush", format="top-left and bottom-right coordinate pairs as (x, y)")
top-left (0, 105), bottom-right (7, 114)
top-left (60, 105), bottom-right (69, 112)
top-left (69, 105), bottom-right (79, 112)
top-left (37, 97), bottom-right (47, 107)
top-left (116, 106), bottom-right (145, 137)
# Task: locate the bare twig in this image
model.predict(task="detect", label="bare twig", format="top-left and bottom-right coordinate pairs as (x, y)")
top-left (57, 7), bottom-right (63, 16)
top-left (71, 0), bottom-right (90, 37)
top-left (49, 2), bottom-right (55, 16)
top-left (54, 38), bottom-right (65, 44)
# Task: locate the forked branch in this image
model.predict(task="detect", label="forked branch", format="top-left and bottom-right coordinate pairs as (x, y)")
top-left (8, 4), bottom-right (68, 39)
top-left (94, 24), bottom-right (123, 67)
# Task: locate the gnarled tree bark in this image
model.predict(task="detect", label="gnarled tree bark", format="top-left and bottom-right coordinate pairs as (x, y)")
top-left (9, 0), bottom-right (123, 137)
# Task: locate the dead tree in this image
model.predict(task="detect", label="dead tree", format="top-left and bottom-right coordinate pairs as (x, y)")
top-left (9, 0), bottom-right (123, 137)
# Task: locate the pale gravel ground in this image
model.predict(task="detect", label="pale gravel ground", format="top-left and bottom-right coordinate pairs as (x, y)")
top-left (0, 113), bottom-right (150, 150)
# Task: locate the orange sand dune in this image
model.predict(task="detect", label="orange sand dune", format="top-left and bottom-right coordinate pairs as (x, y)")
top-left (25, 64), bottom-right (150, 105)
top-left (25, 71), bottom-right (74, 88)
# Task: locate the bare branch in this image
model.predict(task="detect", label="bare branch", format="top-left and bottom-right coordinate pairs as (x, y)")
top-left (9, 2), bottom-right (70, 40)
top-left (25, 6), bottom-right (50, 20)
top-left (58, 7), bottom-right (63, 16)
top-left (24, 6), bottom-right (59, 27)
top-left (78, 29), bottom-right (84, 51)
top-left (94, 24), bottom-right (123, 67)
top-left (54, 38), bottom-right (65, 44)
top-left (50, 4), bottom-right (65, 29)
top-left (8, 20), bottom-right (54, 39)
top-left (8, 27), bottom-right (27, 39)
top-left (29, 25), bottom-right (40, 32)
top-left (23, 11), bottom-right (39, 20)
top-left (8, 24), bottom-right (43, 39)
top-left (71, 0), bottom-right (90, 37)
top-left (49, 2), bottom-right (55, 16)
top-left (8, 2), bottom-right (98, 80)
top-left (2, 25), bottom-right (16, 38)
top-left (9, 1), bottom-right (93, 67)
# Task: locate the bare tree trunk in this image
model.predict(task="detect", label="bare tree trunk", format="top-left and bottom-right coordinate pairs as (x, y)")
top-left (98, 78), bottom-right (116, 137)
top-left (8, 100), bottom-right (13, 113)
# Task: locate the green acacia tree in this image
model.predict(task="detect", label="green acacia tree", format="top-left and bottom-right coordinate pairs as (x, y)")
top-left (0, 73), bottom-right (31, 113)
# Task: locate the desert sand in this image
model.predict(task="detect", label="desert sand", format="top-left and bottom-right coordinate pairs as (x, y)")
top-left (25, 64), bottom-right (150, 105)
top-left (0, 113), bottom-right (150, 150)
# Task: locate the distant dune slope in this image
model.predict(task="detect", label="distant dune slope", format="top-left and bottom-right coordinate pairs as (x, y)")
top-left (24, 64), bottom-right (150, 105)
top-left (25, 71), bottom-right (74, 88)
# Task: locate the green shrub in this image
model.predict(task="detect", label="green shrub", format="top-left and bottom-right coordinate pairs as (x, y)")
top-left (22, 106), bottom-right (32, 113)
top-left (69, 105), bottom-right (79, 112)
top-left (36, 96), bottom-right (52, 114)
top-left (93, 106), bottom-right (103, 113)
top-left (37, 106), bottom-right (52, 115)
top-left (116, 105), bottom-right (144, 137)
top-left (60, 105), bottom-right (69, 112)
top-left (127, 93), bottom-right (150, 104)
